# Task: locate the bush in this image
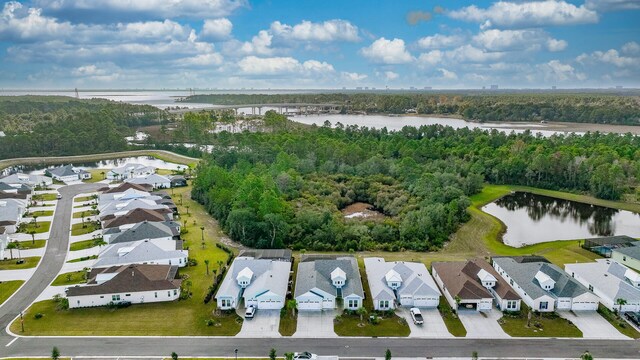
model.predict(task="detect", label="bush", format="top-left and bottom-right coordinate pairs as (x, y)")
top-left (206, 319), bottom-right (215, 326)
top-left (34, 312), bottom-right (43, 319)
top-left (187, 258), bottom-right (198, 266)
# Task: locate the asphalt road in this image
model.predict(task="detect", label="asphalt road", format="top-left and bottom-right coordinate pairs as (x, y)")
top-left (1, 183), bottom-right (640, 358)
top-left (0, 183), bottom-right (101, 331)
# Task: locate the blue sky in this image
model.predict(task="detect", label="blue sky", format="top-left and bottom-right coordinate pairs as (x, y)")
top-left (0, 0), bottom-right (638, 89)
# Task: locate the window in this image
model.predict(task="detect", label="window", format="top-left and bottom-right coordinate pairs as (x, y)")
top-left (112, 295), bottom-right (121, 301)
top-left (379, 300), bottom-right (390, 309)
top-left (221, 299), bottom-right (232, 308)
top-left (168, 291), bottom-right (171, 297)
top-left (173, 289), bottom-right (178, 295)
top-left (348, 299), bottom-right (358, 308)
top-left (77, 300), bottom-right (80, 305)
top-left (125, 294), bottom-right (131, 297)
top-left (539, 301), bottom-right (549, 310)
top-left (510, 279), bottom-right (514, 286)
top-left (155, 292), bottom-right (158, 298)
top-left (99, 296), bottom-right (104, 298)
top-left (506, 300), bottom-right (518, 310)
top-left (588, 285), bottom-right (594, 291)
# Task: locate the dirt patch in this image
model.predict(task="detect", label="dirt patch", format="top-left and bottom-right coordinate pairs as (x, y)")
top-left (341, 202), bottom-right (387, 220)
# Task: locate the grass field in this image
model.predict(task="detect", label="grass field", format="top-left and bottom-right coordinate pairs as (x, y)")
top-left (51, 271), bottom-right (87, 286)
top-left (13, 185), bottom-right (242, 336)
top-left (499, 305), bottom-right (582, 338)
top-left (279, 258), bottom-right (297, 336)
top-left (70, 222), bottom-right (100, 236)
top-left (0, 256), bottom-right (40, 270)
top-left (74, 195), bottom-right (96, 203)
top-left (19, 221), bottom-right (51, 234)
top-left (0, 280), bottom-right (24, 305)
top-left (67, 255), bottom-right (98, 263)
top-left (597, 305), bottom-right (640, 339)
top-left (25, 210), bottom-right (54, 217)
top-left (32, 193), bottom-right (57, 202)
top-left (333, 312), bottom-right (410, 337)
top-left (14, 240), bottom-right (46, 249)
top-left (69, 238), bottom-right (104, 251)
top-left (437, 297), bottom-right (467, 337)
top-left (73, 209), bottom-right (98, 218)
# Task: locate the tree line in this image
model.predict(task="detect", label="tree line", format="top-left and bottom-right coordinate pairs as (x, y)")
top-left (191, 113), bottom-right (640, 251)
top-left (181, 93), bottom-right (640, 125)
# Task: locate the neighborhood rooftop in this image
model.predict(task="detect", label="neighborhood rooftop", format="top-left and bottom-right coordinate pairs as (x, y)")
top-left (295, 256), bottom-right (364, 299)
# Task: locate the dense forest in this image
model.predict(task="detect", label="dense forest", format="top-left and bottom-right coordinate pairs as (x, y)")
top-left (181, 93), bottom-right (640, 125)
top-left (191, 112), bottom-right (640, 251)
top-left (0, 96), bottom-right (166, 159)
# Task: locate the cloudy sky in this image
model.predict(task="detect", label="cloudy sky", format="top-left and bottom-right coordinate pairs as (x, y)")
top-left (0, 0), bottom-right (639, 89)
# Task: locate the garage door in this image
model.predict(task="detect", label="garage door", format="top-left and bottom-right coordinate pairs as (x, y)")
top-left (413, 297), bottom-right (439, 308)
top-left (322, 298), bottom-right (335, 309)
top-left (258, 299), bottom-right (283, 310)
top-left (298, 299), bottom-right (322, 310)
top-left (572, 301), bottom-right (598, 311)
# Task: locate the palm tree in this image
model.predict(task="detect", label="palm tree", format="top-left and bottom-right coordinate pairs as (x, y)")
top-left (204, 259), bottom-right (210, 275)
top-left (6, 241), bottom-right (17, 260)
top-left (212, 269), bottom-right (217, 278)
top-left (100, 171), bottom-right (105, 180)
top-left (217, 260), bottom-right (224, 273)
top-left (51, 346), bottom-right (60, 360)
top-left (454, 295), bottom-right (461, 310)
top-left (357, 306), bottom-right (368, 325)
top-left (32, 215), bottom-right (39, 228)
top-left (286, 299), bottom-right (297, 318)
top-left (28, 230), bottom-right (36, 245)
top-left (615, 298), bottom-right (628, 314)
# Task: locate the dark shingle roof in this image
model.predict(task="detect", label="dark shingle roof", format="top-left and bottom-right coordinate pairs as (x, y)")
top-left (102, 208), bottom-right (169, 229)
top-left (433, 259), bottom-right (520, 301)
top-left (66, 264), bottom-right (181, 296)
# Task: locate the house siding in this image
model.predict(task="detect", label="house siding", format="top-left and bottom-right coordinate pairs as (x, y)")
top-left (612, 251), bottom-right (640, 272)
top-left (68, 288), bottom-right (180, 308)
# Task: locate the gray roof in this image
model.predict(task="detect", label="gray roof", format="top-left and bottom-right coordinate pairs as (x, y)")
top-left (109, 221), bottom-right (175, 245)
top-left (0, 199), bottom-right (25, 223)
top-left (493, 256), bottom-right (590, 300)
top-left (239, 249), bottom-right (292, 261)
top-left (125, 174), bottom-right (171, 186)
top-left (105, 220), bottom-right (180, 237)
top-left (93, 240), bottom-right (187, 268)
top-left (295, 257), bottom-right (364, 299)
top-left (216, 256), bottom-right (291, 300)
top-left (613, 242), bottom-right (640, 260)
top-left (364, 257), bottom-right (441, 301)
top-left (47, 164), bottom-right (77, 177)
top-left (99, 198), bottom-right (168, 218)
top-left (566, 259), bottom-right (640, 305)
top-left (0, 183), bottom-right (14, 191)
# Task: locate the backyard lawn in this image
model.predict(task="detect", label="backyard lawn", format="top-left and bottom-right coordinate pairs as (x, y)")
top-left (70, 222), bottom-right (100, 236)
top-left (0, 280), bottom-right (24, 305)
top-left (499, 305), bottom-right (582, 337)
top-left (69, 238), bottom-right (105, 251)
top-left (19, 221), bottom-right (51, 234)
top-left (0, 257), bottom-right (40, 270)
top-left (13, 185), bottom-right (243, 336)
top-left (51, 271), bottom-right (87, 286)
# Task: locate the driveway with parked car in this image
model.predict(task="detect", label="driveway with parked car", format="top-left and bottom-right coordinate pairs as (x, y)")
top-left (397, 308), bottom-right (453, 338)
top-left (294, 310), bottom-right (338, 338)
top-left (458, 309), bottom-right (510, 338)
top-left (237, 309), bottom-right (281, 338)
top-left (559, 311), bottom-right (629, 339)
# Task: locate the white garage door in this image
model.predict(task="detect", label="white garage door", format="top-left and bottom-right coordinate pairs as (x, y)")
top-left (258, 298), bottom-right (283, 310)
top-left (298, 299), bottom-right (322, 310)
top-left (572, 301), bottom-right (598, 311)
top-left (322, 298), bottom-right (335, 309)
top-left (413, 297), bottom-right (439, 308)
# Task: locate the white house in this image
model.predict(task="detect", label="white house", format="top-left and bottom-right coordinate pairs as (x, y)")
top-left (0, 233), bottom-right (9, 259)
top-left (106, 163), bottom-right (156, 180)
top-left (493, 256), bottom-right (599, 312)
top-left (45, 165), bottom-right (91, 183)
top-left (565, 259), bottom-right (640, 313)
top-left (611, 243), bottom-right (640, 272)
top-left (125, 174), bottom-right (171, 189)
top-left (432, 259), bottom-right (521, 312)
top-left (215, 256), bottom-right (291, 310)
top-left (295, 256), bottom-right (365, 311)
top-left (364, 257), bottom-right (441, 311)
top-left (99, 198), bottom-right (169, 220)
top-left (66, 264), bottom-right (181, 308)
top-left (0, 173), bottom-right (52, 188)
top-left (104, 221), bottom-right (178, 247)
top-left (0, 199), bottom-right (26, 234)
top-left (93, 240), bottom-right (188, 269)
top-left (98, 188), bottom-right (151, 207)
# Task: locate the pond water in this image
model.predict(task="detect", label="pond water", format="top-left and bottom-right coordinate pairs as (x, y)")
top-left (2, 156), bottom-right (187, 176)
top-left (482, 192), bottom-right (640, 247)
top-left (290, 114), bottom-right (571, 137)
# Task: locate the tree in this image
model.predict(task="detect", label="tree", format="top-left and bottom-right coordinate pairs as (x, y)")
top-left (286, 299), bottom-right (297, 318)
top-left (454, 295), bottom-right (461, 310)
top-left (581, 350), bottom-right (593, 360)
top-left (28, 230), bottom-right (36, 244)
top-left (204, 259), bottom-right (210, 275)
top-left (51, 346), bottom-right (60, 360)
top-left (171, 352), bottom-right (179, 360)
top-left (269, 348), bottom-right (277, 360)
top-left (357, 307), bottom-right (368, 325)
top-left (32, 215), bottom-right (38, 227)
top-left (471, 351), bottom-right (478, 360)
top-left (615, 298), bottom-right (627, 314)
top-left (6, 241), bottom-right (17, 260)
top-left (385, 349), bottom-right (392, 360)
top-left (284, 353), bottom-right (294, 360)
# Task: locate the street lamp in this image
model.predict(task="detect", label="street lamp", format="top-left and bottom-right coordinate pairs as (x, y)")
top-left (235, 348), bottom-right (238, 360)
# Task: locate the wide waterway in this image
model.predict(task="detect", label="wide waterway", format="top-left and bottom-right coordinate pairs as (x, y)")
top-left (482, 192), bottom-right (640, 247)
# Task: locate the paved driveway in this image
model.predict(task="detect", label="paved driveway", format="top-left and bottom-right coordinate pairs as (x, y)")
top-left (458, 309), bottom-right (510, 338)
top-left (559, 311), bottom-right (629, 339)
top-left (294, 310), bottom-right (338, 338)
top-left (237, 309), bottom-right (281, 338)
top-left (397, 308), bottom-right (452, 338)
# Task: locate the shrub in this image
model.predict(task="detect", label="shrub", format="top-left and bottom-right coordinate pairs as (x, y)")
top-left (34, 312), bottom-right (43, 319)
top-left (187, 258), bottom-right (198, 266)
top-left (206, 319), bottom-right (215, 326)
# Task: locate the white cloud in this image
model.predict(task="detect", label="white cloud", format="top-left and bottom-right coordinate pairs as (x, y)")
top-left (472, 29), bottom-right (566, 52)
top-left (622, 41), bottom-right (640, 55)
top-left (438, 68), bottom-right (458, 80)
top-left (0, 2), bottom-right (72, 41)
top-left (178, 53), bottom-right (224, 66)
top-left (361, 37), bottom-right (414, 64)
top-left (201, 18), bottom-right (232, 40)
top-left (383, 71), bottom-right (399, 80)
top-left (590, 49), bottom-right (637, 67)
top-left (235, 30), bottom-right (274, 56)
top-left (341, 72), bottom-right (367, 81)
top-left (585, 0), bottom-right (640, 11)
top-left (417, 34), bottom-right (464, 49)
top-left (448, 1), bottom-right (598, 28)
top-left (539, 60), bottom-right (587, 82)
top-left (71, 62), bottom-right (122, 82)
top-left (418, 50), bottom-right (444, 66)
top-left (34, 0), bottom-right (248, 19)
top-left (116, 20), bottom-right (190, 41)
top-left (270, 19), bottom-right (360, 42)
top-left (445, 45), bottom-right (505, 63)
top-left (237, 56), bottom-right (334, 76)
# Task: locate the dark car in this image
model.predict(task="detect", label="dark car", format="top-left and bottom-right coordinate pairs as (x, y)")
top-left (624, 312), bottom-right (640, 327)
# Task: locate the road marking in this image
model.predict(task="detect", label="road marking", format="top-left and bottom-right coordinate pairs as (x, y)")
top-left (5, 337), bottom-right (18, 347)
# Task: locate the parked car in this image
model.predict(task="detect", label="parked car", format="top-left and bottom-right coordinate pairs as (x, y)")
top-left (56, 193), bottom-right (62, 199)
top-left (293, 352), bottom-right (317, 360)
top-left (409, 307), bottom-right (424, 325)
top-left (244, 305), bottom-right (256, 319)
top-left (625, 312), bottom-right (640, 327)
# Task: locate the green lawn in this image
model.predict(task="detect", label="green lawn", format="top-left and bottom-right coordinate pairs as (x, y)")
top-left (73, 209), bottom-right (99, 218)
top-left (19, 221), bottom-right (51, 234)
top-left (597, 304), bottom-right (640, 339)
top-left (279, 312), bottom-right (297, 336)
top-left (0, 256), bottom-right (40, 270)
top-left (334, 311), bottom-right (410, 337)
top-left (69, 238), bottom-right (104, 251)
top-left (25, 210), bottom-right (54, 217)
top-left (0, 280), bottom-right (24, 305)
top-left (437, 297), bottom-right (467, 337)
top-left (14, 240), bottom-right (47, 249)
top-left (13, 185), bottom-right (242, 336)
top-left (32, 193), bottom-right (57, 201)
top-left (74, 195), bottom-right (96, 203)
top-left (51, 271), bottom-right (87, 286)
top-left (70, 222), bottom-right (100, 236)
top-left (499, 305), bottom-right (582, 337)
top-left (67, 255), bottom-right (98, 263)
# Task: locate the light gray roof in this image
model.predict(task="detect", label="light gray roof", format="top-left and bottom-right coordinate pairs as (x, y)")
top-left (216, 256), bottom-right (290, 300)
top-left (99, 198), bottom-right (168, 218)
top-left (493, 257), bottom-right (591, 300)
top-left (105, 220), bottom-right (180, 237)
top-left (109, 163), bottom-right (156, 176)
top-left (125, 174), bottom-right (171, 186)
top-left (364, 257), bottom-right (441, 301)
top-left (109, 221), bottom-right (175, 244)
top-left (93, 240), bottom-right (187, 268)
top-left (613, 242), bottom-right (640, 260)
top-left (47, 165), bottom-right (77, 177)
top-left (0, 199), bottom-right (25, 223)
top-left (566, 259), bottom-right (640, 304)
top-left (295, 257), bottom-right (364, 299)
top-left (0, 173), bottom-right (51, 187)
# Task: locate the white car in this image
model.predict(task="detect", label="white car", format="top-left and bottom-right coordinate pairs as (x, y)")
top-left (409, 307), bottom-right (424, 325)
top-left (56, 193), bottom-right (62, 199)
top-left (244, 305), bottom-right (256, 319)
top-left (293, 352), bottom-right (317, 360)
